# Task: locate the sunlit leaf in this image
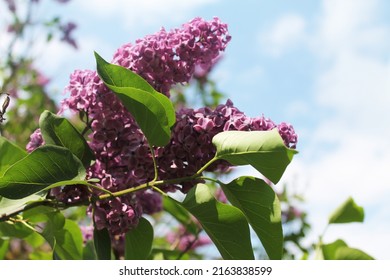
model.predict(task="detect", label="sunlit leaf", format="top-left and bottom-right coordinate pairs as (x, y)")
top-left (322, 239), bottom-right (374, 260)
top-left (0, 145), bottom-right (86, 199)
top-left (212, 129), bottom-right (297, 184)
top-left (0, 192), bottom-right (47, 218)
top-left (328, 197), bottom-right (364, 224)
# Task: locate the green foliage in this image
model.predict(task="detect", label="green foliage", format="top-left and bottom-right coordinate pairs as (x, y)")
top-left (181, 184), bottom-right (255, 260)
top-left (93, 228), bottom-right (112, 260)
top-left (320, 239), bottom-right (374, 260)
top-left (212, 130), bottom-right (297, 184)
top-left (39, 110), bottom-right (94, 168)
top-left (1, 44), bottom-right (302, 260)
top-left (0, 221), bottom-right (34, 239)
top-left (0, 192), bottom-right (47, 217)
top-left (0, 238), bottom-right (9, 259)
top-left (95, 52), bottom-right (175, 147)
top-left (54, 219), bottom-right (83, 260)
top-left (0, 137), bottom-right (27, 177)
top-left (0, 145), bottom-right (86, 199)
top-left (315, 197), bottom-right (373, 260)
top-left (221, 176), bottom-right (283, 260)
top-left (125, 217), bottom-right (154, 260)
top-left (23, 207), bottom-right (83, 260)
top-left (328, 197), bottom-right (364, 224)
top-left (163, 196), bottom-right (199, 235)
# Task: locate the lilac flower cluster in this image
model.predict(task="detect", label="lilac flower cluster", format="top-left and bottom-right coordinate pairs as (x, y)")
top-left (26, 128), bottom-right (44, 152)
top-left (112, 17), bottom-right (231, 96)
top-left (25, 17), bottom-right (298, 239)
top-left (157, 99), bottom-right (297, 192)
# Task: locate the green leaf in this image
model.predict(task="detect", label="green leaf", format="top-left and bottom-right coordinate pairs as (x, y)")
top-left (39, 110), bottom-right (94, 168)
top-left (163, 196), bottom-right (198, 235)
top-left (95, 52), bottom-right (175, 147)
top-left (0, 145), bottom-right (86, 199)
top-left (83, 240), bottom-right (97, 260)
top-left (334, 247), bottom-right (374, 260)
top-left (40, 211), bottom-right (66, 248)
top-left (0, 192), bottom-right (47, 218)
top-left (328, 197), bottom-right (364, 224)
top-left (29, 251), bottom-right (52, 260)
top-left (181, 184), bottom-right (254, 260)
top-left (0, 137), bottom-right (27, 177)
top-left (221, 176), bottom-right (283, 260)
top-left (30, 209), bottom-right (83, 260)
top-left (212, 129), bottom-right (297, 184)
top-left (24, 231), bottom-right (46, 248)
top-left (0, 238), bottom-right (9, 260)
top-left (0, 221), bottom-right (34, 239)
top-left (54, 219), bottom-right (83, 260)
top-left (322, 239), bottom-right (374, 260)
top-left (22, 205), bottom-right (59, 223)
top-left (125, 217), bottom-right (154, 260)
top-left (93, 227), bottom-right (111, 260)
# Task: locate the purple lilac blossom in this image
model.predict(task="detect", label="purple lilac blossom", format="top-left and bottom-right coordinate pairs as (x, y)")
top-left (26, 128), bottom-right (44, 152)
top-left (80, 225), bottom-right (94, 244)
top-left (112, 17), bottom-right (231, 96)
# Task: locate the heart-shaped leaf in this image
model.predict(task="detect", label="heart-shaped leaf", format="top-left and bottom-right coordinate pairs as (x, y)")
top-left (212, 129), bottom-right (297, 184)
top-left (0, 145), bottom-right (86, 199)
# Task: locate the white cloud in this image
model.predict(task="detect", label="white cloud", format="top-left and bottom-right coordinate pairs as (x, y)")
top-left (316, 0), bottom-right (389, 57)
top-left (260, 0), bottom-right (390, 259)
top-left (259, 14), bottom-right (307, 57)
top-left (77, 0), bottom-right (218, 30)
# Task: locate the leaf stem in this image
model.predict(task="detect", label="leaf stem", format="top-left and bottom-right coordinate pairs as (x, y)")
top-left (42, 180), bottom-right (114, 197)
top-left (97, 175), bottom-right (195, 200)
top-left (0, 157), bottom-right (220, 221)
top-left (149, 144), bottom-right (158, 182)
top-left (194, 156), bottom-right (218, 176)
top-left (97, 157), bottom-right (219, 201)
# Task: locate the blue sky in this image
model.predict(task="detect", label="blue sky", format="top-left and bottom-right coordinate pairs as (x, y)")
top-left (3, 0), bottom-right (390, 259)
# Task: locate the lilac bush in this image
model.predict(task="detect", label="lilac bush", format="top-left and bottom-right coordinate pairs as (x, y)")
top-left (0, 16), bottom-right (298, 260)
top-left (25, 17), bottom-right (297, 240)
